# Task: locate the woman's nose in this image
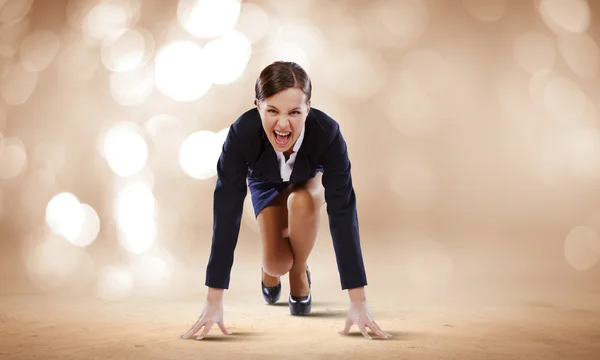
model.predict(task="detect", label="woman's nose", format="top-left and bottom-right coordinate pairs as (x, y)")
top-left (277, 118), bottom-right (289, 127)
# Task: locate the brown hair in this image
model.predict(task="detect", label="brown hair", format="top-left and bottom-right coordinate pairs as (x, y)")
top-left (254, 61), bottom-right (312, 105)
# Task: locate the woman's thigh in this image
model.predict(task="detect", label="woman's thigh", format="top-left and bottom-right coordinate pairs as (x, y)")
top-left (256, 185), bottom-right (294, 270)
top-left (255, 174), bottom-right (324, 266)
top-left (301, 172), bottom-right (324, 201)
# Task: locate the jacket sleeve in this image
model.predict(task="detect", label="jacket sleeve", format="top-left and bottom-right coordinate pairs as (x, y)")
top-left (205, 124), bottom-right (248, 289)
top-left (320, 126), bottom-right (368, 290)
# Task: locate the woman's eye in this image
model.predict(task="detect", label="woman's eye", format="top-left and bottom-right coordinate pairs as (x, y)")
top-left (268, 109), bottom-right (276, 113)
top-left (291, 111), bottom-right (300, 115)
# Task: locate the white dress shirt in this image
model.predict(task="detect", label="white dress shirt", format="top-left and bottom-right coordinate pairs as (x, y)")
top-left (275, 125), bottom-right (305, 182)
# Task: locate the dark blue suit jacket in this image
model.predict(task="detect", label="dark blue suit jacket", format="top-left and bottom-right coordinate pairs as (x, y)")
top-left (205, 107), bottom-right (367, 291)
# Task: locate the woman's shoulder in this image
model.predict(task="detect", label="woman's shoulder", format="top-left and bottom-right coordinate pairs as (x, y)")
top-left (309, 107), bottom-right (338, 125)
top-left (228, 108), bottom-right (266, 145)
top-left (231, 107), bottom-right (262, 132)
top-left (307, 107), bottom-right (341, 143)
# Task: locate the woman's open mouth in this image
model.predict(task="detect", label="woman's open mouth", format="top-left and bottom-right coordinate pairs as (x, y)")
top-left (273, 130), bottom-right (291, 146)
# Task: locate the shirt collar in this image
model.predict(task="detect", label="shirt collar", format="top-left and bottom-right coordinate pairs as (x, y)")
top-left (292, 125), bottom-right (305, 153)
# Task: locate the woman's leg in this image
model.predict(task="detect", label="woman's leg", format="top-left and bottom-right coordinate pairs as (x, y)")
top-left (257, 173), bottom-right (324, 294)
top-left (287, 172), bottom-right (325, 297)
top-left (257, 186), bottom-right (294, 287)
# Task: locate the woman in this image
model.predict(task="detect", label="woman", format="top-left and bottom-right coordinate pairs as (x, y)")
top-left (180, 61), bottom-right (390, 340)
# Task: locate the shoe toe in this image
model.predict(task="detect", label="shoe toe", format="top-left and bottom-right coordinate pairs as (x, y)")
top-left (262, 282), bottom-right (281, 304)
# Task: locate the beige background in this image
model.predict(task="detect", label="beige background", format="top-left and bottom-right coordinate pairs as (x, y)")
top-left (0, 0), bottom-right (599, 358)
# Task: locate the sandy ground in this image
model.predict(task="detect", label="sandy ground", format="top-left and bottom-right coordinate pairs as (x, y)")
top-left (1, 276), bottom-right (599, 359)
top-left (2, 227), bottom-right (600, 359)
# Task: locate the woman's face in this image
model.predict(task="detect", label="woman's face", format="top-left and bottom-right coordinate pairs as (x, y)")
top-left (257, 87), bottom-right (310, 155)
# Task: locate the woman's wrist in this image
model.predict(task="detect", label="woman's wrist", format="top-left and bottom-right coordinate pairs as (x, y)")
top-left (207, 287), bottom-right (224, 303)
top-left (347, 286), bottom-right (367, 304)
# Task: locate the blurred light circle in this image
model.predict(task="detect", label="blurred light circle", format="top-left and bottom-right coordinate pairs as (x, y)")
top-left (564, 226), bottom-right (600, 271)
top-left (102, 121), bottom-right (148, 177)
top-left (154, 40), bottom-right (211, 102)
top-left (178, 0), bottom-right (241, 39)
top-left (179, 128), bottom-right (228, 180)
top-left (45, 192), bottom-right (85, 242)
top-left (203, 30), bottom-right (252, 85)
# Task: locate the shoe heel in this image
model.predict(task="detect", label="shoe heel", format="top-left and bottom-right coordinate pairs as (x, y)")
top-left (289, 267), bottom-right (312, 316)
top-left (289, 293), bottom-right (312, 316)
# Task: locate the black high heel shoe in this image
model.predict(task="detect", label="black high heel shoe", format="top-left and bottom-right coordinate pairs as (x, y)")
top-left (289, 267), bottom-right (312, 316)
top-left (261, 267), bottom-right (281, 305)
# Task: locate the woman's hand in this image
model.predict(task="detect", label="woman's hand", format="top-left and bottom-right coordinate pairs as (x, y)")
top-left (180, 288), bottom-right (232, 340)
top-left (340, 287), bottom-right (391, 340)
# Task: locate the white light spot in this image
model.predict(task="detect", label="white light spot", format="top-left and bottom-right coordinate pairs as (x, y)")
top-left (154, 40), bottom-right (211, 102)
top-left (179, 128), bottom-right (229, 180)
top-left (114, 182), bottom-right (156, 254)
top-left (178, 0), bottom-right (241, 39)
top-left (45, 192), bottom-right (85, 242)
top-left (203, 30), bottom-right (252, 85)
top-left (102, 121), bottom-right (148, 177)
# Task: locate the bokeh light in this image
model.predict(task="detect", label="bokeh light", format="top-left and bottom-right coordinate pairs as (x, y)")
top-left (203, 30), bottom-right (252, 85)
top-left (375, 0), bottom-right (429, 44)
top-left (83, 2), bottom-right (133, 41)
top-left (1, 0), bottom-right (600, 312)
top-left (557, 31), bottom-right (599, 79)
top-left (0, 62), bottom-right (38, 105)
top-left (45, 192), bottom-right (85, 243)
top-left (19, 30), bottom-right (61, 72)
top-left (564, 226), bottom-right (600, 271)
top-left (177, 0), bottom-right (241, 39)
top-left (25, 230), bottom-right (96, 291)
top-left (0, 0), bottom-right (34, 24)
top-left (154, 40), bottom-right (211, 102)
top-left (114, 181), bottom-right (157, 254)
top-left (179, 128), bottom-right (229, 180)
top-left (109, 63), bottom-right (155, 106)
top-left (100, 27), bottom-right (154, 72)
top-left (462, 0), bottom-right (507, 22)
top-left (102, 121), bottom-right (148, 177)
top-left (0, 137), bottom-right (28, 180)
top-left (94, 265), bottom-right (134, 301)
top-left (536, 0), bottom-right (591, 35)
top-left (235, 2), bottom-right (270, 44)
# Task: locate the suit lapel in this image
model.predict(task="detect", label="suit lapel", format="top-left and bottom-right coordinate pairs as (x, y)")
top-left (289, 119), bottom-right (312, 183)
top-left (252, 131), bottom-right (282, 182)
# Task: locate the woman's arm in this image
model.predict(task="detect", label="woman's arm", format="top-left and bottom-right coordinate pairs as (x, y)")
top-left (180, 123), bottom-right (247, 340)
top-left (320, 124), bottom-right (390, 340)
top-left (204, 123), bottom-right (249, 290)
top-left (319, 125), bottom-right (368, 290)
top-left (348, 286), bottom-right (366, 303)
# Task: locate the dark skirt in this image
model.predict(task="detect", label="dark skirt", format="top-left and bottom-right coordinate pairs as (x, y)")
top-left (247, 179), bottom-right (290, 218)
top-left (247, 168), bottom-right (323, 218)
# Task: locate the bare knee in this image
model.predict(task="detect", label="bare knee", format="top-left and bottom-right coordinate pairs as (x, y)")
top-left (287, 188), bottom-right (318, 219)
top-left (262, 254), bottom-right (293, 277)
